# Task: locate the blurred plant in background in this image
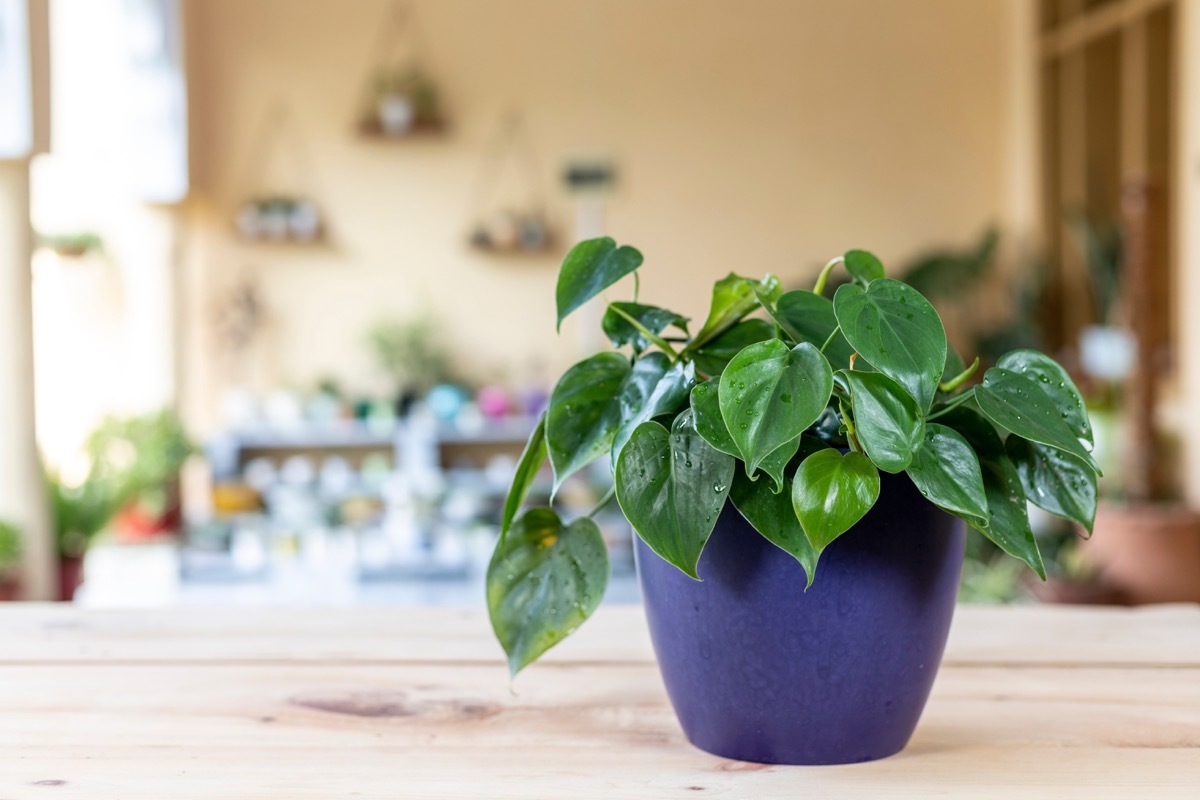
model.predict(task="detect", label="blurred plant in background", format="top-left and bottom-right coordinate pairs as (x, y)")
top-left (86, 409), bottom-right (196, 525)
top-left (0, 520), bottom-right (22, 599)
top-left (368, 315), bottom-right (455, 411)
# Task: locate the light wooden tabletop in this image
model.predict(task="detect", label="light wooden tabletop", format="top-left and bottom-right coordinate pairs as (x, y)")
top-left (0, 603), bottom-right (1197, 798)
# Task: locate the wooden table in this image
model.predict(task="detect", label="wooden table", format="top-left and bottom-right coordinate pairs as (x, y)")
top-left (0, 603), bottom-right (1197, 798)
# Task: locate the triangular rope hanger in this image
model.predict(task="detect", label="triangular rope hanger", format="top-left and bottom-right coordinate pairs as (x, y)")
top-left (468, 109), bottom-right (547, 222)
top-left (467, 109), bottom-right (555, 254)
top-left (356, 1), bottom-right (445, 135)
top-left (233, 100), bottom-right (329, 243)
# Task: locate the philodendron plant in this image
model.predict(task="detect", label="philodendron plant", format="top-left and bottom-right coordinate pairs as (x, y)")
top-left (488, 237), bottom-right (1101, 675)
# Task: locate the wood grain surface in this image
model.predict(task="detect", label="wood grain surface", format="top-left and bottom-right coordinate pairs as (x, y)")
top-left (0, 604), bottom-right (1196, 798)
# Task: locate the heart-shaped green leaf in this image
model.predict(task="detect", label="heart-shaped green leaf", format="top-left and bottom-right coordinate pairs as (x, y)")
top-left (719, 340), bottom-right (833, 476)
top-left (487, 508), bottom-right (609, 676)
top-left (602, 302), bottom-right (688, 353)
top-left (687, 273), bottom-right (781, 352)
top-left (940, 408), bottom-right (1045, 577)
top-left (844, 370), bottom-right (925, 473)
top-left (844, 249), bottom-right (885, 285)
top-left (834, 278), bottom-right (947, 412)
top-left (690, 319), bottom-right (775, 377)
top-left (772, 290), bottom-right (856, 370)
top-left (904, 423), bottom-right (989, 528)
top-left (614, 413), bottom-right (735, 579)
top-left (690, 377), bottom-right (798, 493)
top-left (546, 352), bottom-right (631, 493)
top-left (791, 449), bottom-right (880, 553)
top-left (730, 463), bottom-right (820, 587)
top-left (995, 349), bottom-right (1093, 445)
top-left (611, 358), bottom-right (694, 463)
top-left (974, 367), bottom-right (1100, 472)
top-left (1006, 436), bottom-right (1097, 534)
top-left (556, 237), bottom-right (643, 330)
top-left (499, 413), bottom-right (546, 539)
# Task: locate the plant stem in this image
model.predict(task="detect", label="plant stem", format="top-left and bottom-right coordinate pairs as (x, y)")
top-left (607, 304), bottom-right (679, 360)
top-left (812, 256), bottom-right (844, 297)
top-left (939, 356), bottom-right (980, 393)
top-left (587, 485), bottom-right (616, 518)
top-left (925, 388), bottom-right (976, 421)
top-left (838, 400), bottom-right (863, 454)
top-left (820, 325), bottom-right (842, 354)
top-left (632, 271), bottom-right (640, 303)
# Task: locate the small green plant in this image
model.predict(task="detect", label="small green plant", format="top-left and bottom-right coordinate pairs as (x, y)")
top-left (47, 470), bottom-right (125, 559)
top-left (368, 315), bottom-right (453, 396)
top-left (86, 409), bottom-right (195, 518)
top-left (487, 238), bottom-right (1101, 676)
top-left (0, 520), bottom-right (22, 573)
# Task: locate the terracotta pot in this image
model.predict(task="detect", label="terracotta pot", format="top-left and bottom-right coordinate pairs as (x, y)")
top-left (58, 556), bottom-right (84, 602)
top-left (0, 578), bottom-right (20, 602)
top-left (1081, 501), bottom-right (1200, 604)
top-left (114, 484), bottom-right (182, 540)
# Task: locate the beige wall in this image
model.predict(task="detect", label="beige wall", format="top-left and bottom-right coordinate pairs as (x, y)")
top-left (182, 0), bottom-right (1026, 428)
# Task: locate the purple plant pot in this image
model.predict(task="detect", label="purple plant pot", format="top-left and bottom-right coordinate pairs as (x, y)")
top-left (634, 471), bottom-right (965, 765)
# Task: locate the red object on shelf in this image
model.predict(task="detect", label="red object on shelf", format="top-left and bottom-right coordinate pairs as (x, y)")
top-left (59, 556), bottom-right (83, 602)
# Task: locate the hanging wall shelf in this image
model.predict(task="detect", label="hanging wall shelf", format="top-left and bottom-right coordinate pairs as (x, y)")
top-left (233, 102), bottom-right (329, 246)
top-left (467, 111), bottom-right (556, 256)
top-left (355, 3), bottom-right (447, 140)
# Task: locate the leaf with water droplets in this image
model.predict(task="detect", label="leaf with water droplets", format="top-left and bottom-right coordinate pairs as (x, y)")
top-left (995, 350), bottom-right (1092, 445)
top-left (614, 412), bottom-right (735, 579)
top-left (487, 508), bottom-right (609, 676)
top-left (611, 357), bottom-right (694, 464)
top-left (718, 339), bottom-right (832, 478)
top-left (690, 376), bottom-right (797, 493)
top-left (904, 423), bottom-right (989, 529)
top-left (1006, 436), bottom-right (1097, 535)
top-left (975, 366), bottom-right (1100, 473)
top-left (770, 290), bottom-right (856, 370)
top-left (834, 278), bottom-right (947, 412)
top-left (546, 352), bottom-right (632, 494)
top-left (939, 408), bottom-right (1045, 577)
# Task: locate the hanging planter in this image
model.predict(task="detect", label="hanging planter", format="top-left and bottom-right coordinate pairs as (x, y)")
top-left (232, 103), bottom-right (329, 245)
top-left (356, 3), bottom-right (446, 139)
top-left (467, 112), bottom-right (556, 256)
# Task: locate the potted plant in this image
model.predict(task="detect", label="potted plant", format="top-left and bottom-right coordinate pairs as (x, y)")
top-left (368, 315), bottom-right (453, 416)
top-left (486, 237), bottom-right (1101, 764)
top-left (47, 469), bottom-right (125, 601)
top-left (0, 521), bottom-right (22, 600)
top-left (86, 410), bottom-right (196, 540)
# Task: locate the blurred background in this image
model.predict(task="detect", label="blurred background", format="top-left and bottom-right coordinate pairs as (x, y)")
top-left (0, 0), bottom-right (1197, 607)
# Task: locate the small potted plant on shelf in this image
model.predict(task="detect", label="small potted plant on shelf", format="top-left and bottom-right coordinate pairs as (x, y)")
top-left (0, 520), bottom-right (22, 600)
top-left (487, 237), bottom-right (1101, 765)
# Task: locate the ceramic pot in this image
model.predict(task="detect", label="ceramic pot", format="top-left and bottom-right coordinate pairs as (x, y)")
top-left (634, 471), bottom-right (964, 765)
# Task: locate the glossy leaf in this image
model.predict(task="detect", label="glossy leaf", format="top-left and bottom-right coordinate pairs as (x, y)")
top-left (687, 273), bottom-right (781, 352)
top-left (611, 357), bottom-right (694, 462)
top-left (844, 371), bottom-right (925, 473)
top-left (904, 423), bottom-right (989, 528)
top-left (730, 464), bottom-right (819, 587)
top-left (844, 249), bottom-right (885, 285)
top-left (772, 290), bottom-right (856, 369)
top-left (974, 367), bottom-right (1100, 472)
top-left (718, 340), bottom-right (833, 476)
top-left (546, 352), bottom-right (631, 494)
top-left (691, 377), bottom-right (797, 492)
top-left (499, 413), bottom-right (546, 540)
top-left (556, 237), bottom-right (643, 330)
top-left (791, 449), bottom-right (880, 553)
top-left (940, 408), bottom-right (1045, 577)
top-left (602, 302), bottom-right (688, 353)
top-left (834, 278), bottom-right (947, 412)
top-left (690, 318), bottom-right (775, 377)
top-left (614, 413), bottom-right (735, 579)
top-left (1007, 436), bottom-right (1097, 534)
top-left (487, 508), bottom-right (609, 676)
top-left (996, 349), bottom-right (1093, 445)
